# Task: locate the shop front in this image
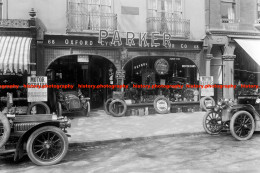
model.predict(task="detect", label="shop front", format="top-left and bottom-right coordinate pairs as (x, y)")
top-left (204, 32), bottom-right (260, 102)
top-left (233, 38), bottom-right (260, 101)
top-left (39, 31), bottom-right (204, 114)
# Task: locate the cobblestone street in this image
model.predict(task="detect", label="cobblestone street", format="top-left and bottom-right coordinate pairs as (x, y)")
top-left (2, 133), bottom-right (260, 173)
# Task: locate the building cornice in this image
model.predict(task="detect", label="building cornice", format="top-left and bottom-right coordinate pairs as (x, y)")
top-left (207, 29), bottom-right (260, 37)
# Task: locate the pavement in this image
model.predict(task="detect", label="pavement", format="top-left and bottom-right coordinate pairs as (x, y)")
top-left (67, 110), bottom-right (206, 145)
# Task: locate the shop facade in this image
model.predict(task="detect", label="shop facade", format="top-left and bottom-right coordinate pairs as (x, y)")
top-left (204, 31), bottom-right (260, 101)
top-left (38, 30), bottom-right (204, 113)
top-left (0, 12), bottom-right (37, 110)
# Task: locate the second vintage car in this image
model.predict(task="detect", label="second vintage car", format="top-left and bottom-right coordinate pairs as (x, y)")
top-left (203, 95), bottom-right (260, 141)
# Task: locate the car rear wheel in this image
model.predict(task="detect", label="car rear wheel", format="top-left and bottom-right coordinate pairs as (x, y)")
top-left (27, 102), bottom-right (50, 115)
top-left (230, 111), bottom-right (255, 141)
top-left (0, 113), bottom-right (10, 148)
top-left (203, 111), bottom-right (222, 135)
top-left (26, 126), bottom-right (68, 166)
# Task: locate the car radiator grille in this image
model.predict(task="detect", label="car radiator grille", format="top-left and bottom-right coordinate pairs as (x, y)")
top-left (14, 123), bottom-right (40, 132)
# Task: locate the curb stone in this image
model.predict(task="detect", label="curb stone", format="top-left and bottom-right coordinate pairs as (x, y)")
top-left (69, 131), bottom-right (207, 148)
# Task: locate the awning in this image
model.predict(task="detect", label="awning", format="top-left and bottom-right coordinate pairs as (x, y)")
top-left (234, 39), bottom-right (260, 66)
top-left (0, 36), bottom-right (32, 74)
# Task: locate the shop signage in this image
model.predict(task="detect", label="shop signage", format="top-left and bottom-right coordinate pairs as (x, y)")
top-left (200, 76), bottom-right (214, 97)
top-left (156, 99), bottom-right (168, 112)
top-left (154, 58), bottom-right (169, 75)
top-left (27, 76), bottom-right (47, 102)
top-left (77, 55), bottom-right (89, 63)
top-left (170, 58), bottom-right (181, 60)
top-left (115, 70), bottom-right (126, 79)
top-left (182, 65), bottom-right (196, 68)
top-left (43, 30), bottom-right (203, 50)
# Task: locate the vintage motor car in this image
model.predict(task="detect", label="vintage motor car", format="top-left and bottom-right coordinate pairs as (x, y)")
top-left (0, 93), bottom-right (71, 166)
top-left (0, 112), bottom-right (71, 166)
top-left (203, 95), bottom-right (260, 141)
top-left (55, 89), bottom-right (90, 116)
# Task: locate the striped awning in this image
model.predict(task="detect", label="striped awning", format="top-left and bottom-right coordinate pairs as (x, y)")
top-left (0, 36), bottom-right (32, 74)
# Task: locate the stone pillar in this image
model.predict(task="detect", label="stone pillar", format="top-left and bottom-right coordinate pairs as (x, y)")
top-left (0, 0), bottom-right (2, 20)
top-left (222, 55), bottom-right (236, 100)
top-left (206, 54), bottom-right (213, 76)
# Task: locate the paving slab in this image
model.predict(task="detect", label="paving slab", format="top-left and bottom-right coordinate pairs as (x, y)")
top-left (67, 110), bottom-right (206, 144)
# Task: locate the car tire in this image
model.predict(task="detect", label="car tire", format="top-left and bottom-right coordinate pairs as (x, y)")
top-left (26, 126), bottom-right (68, 166)
top-left (203, 111), bottom-right (222, 135)
top-left (104, 98), bottom-right (113, 115)
top-left (0, 113), bottom-right (10, 148)
top-left (27, 102), bottom-right (51, 115)
top-left (109, 99), bottom-right (127, 117)
top-left (153, 96), bottom-right (170, 114)
top-left (230, 111), bottom-right (255, 141)
top-left (200, 96), bottom-right (215, 111)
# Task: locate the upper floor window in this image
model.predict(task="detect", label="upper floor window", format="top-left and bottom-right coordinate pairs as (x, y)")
top-left (147, 0), bottom-right (189, 38)
top-left (67, 0), bottom-right (117, 32)
top-left (221, 0), bottom-right (237, 23)
top-left (147, 0), bottom-right (183, 19)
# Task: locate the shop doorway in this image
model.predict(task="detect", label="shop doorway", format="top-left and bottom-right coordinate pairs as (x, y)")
top-left (46, 55), bottom-right (116, 110)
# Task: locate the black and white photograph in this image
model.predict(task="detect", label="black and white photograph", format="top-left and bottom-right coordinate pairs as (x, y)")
top-left (1, 0), bottom-right (260, 172)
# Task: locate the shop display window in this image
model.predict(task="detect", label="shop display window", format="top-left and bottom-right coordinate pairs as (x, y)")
top-left (124, 56), bottom-right (199, 103)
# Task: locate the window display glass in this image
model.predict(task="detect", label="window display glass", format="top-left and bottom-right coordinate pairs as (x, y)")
top-left (124, 56), bottom-right (199, 103)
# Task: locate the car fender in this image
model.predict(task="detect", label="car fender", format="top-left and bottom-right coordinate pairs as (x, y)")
top-left (13, 122), bottom-right (61, 161)
top-left (229, 104), bottom-right (260, 121)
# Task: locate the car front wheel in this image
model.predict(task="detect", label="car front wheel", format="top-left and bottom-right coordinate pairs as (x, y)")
top-left (230, 111), bottom-right (255, 141)
top-left (203, 111), bottom-right (222, 135)
top-left (26, 126), bottom-right (68, 166)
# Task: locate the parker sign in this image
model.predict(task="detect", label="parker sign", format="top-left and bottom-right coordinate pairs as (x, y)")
top-left (43, 30), bottom-right (203, 51)
top-left (98, 30), bottom-right (201, 49)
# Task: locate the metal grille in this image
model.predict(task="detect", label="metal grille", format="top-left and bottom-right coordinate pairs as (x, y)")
top-left (0, 19), bottom-right (29, 28)
top-left (67, 0), bottom-right (117, 33)
top-left (14, 123), bottom-right (40, 132)
top-left (146, 17), bottom-right (190, 38)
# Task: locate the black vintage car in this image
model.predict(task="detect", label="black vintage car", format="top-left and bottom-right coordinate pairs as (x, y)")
top-left (0, 112), bottom-right (71, 166)
top-left (54, 89), bottom-right (90, 117)
top-left (203, 95), bottom-right (260, 141)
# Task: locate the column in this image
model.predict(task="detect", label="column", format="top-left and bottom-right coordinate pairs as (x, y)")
top-left (206, 54), bottom-right (213, 76)
top-left (0, 0), bottom-right (2, 20)
top-left (222, 55), bottom-right (236, 100)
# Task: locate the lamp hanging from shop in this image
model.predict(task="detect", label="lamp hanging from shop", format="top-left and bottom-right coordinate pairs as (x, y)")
top-left (6, 68), bottom-right (11, 75)
top-left (108, 66), bottom-right (114, 84)
top-left (172, 63), bottom-right (178, 77)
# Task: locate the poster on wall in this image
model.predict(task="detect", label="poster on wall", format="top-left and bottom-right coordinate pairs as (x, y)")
top-left (27, 76), bottom-right (48, 102)
top-left (200, 76), bottom-right (214, 97)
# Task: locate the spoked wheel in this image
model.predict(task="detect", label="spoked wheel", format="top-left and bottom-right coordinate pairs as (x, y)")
top-left (26, 126), bottom-right (68, 166)
top-left (0, 113), bottom-right (10, 148)
top-left (203, 111), bottom-right (222, 135)
top-left (230, 111), bottom-right (255, 141)
top-left (27, 102), bottom-right (50, 115)
top-left (109, 99), bottom-right (127, 117)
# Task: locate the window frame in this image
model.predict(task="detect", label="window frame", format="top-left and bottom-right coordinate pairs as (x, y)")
top-left (67, 0), bottom-right (113, 32)
top-left (220, 0), bottom-right (237, 23)
top-left (147, 0), bottom-right (183, 19)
